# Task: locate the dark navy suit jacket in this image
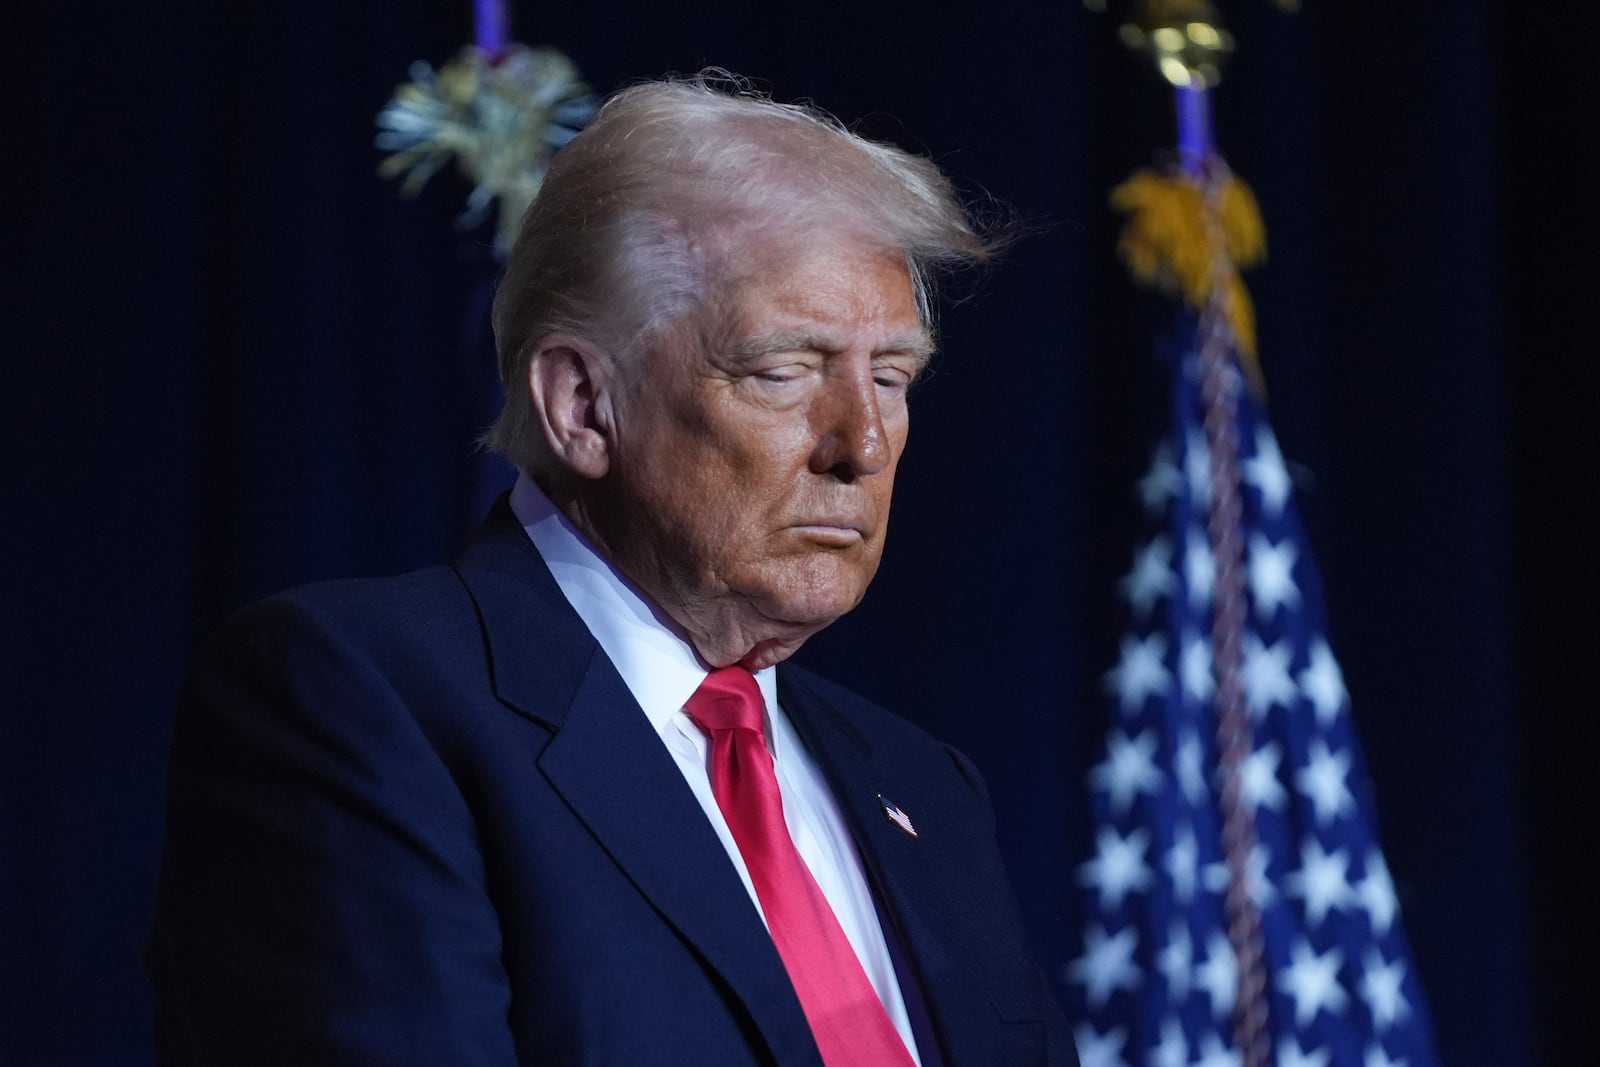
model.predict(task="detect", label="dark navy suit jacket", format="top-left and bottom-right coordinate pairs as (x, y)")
top-left (147, 506), bottom-right (1077, 1065)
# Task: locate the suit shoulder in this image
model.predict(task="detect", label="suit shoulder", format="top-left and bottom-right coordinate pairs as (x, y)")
top-left (213, 565), bottom-right (475, 654)
top-left (269, 565), bottom-right (469, 625)
top-left (186, 567), bottom-right (495, 719)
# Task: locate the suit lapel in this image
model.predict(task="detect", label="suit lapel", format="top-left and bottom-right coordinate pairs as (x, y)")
top-left (778, 671), bottom-right (993, 1067)
top-left (455, 509), bottom-right (823, 1067)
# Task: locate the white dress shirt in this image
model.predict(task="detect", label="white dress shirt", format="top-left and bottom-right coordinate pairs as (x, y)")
top-left (510, 476), bottom-right (920, 1063)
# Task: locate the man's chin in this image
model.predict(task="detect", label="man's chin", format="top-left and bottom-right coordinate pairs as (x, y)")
top-left (759, 581), bottom-right (867, 633)
top-left (684, 564), bottom-right (874, 668)
top-left (764, 554), bottom-right (877, 616)
top-left (738, 592), bottom-right (861, 666)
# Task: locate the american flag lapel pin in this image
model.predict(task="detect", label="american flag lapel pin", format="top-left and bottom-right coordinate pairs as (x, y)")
top-left (876, 794), bottom-right (918, 838)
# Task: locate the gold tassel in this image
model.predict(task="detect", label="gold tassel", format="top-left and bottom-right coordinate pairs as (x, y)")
top-left (1111, 168), bottom-right (1267, 392)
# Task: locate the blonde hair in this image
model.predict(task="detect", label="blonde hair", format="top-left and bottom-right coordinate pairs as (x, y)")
top-left (485, 73), bottom-right (999, 476)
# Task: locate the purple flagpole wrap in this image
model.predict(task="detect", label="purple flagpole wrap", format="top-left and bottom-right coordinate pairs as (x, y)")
top-left (1175, 83), bottom-right (1214, 173)
top-left (474, 0), bottom-right (506, 53)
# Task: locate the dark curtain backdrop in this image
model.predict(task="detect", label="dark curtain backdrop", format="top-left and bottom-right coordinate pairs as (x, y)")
top-left (7, 1), bottom-right (1590, 1063)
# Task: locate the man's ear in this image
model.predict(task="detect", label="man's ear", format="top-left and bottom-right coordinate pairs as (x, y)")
top-left (525, 334), bottom-right (615, 481)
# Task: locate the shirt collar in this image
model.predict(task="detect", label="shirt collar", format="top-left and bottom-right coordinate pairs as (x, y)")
top-left (508, 475), bottom-right (781, 733)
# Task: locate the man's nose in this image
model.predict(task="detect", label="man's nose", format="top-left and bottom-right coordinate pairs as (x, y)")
top-left (808, 366), bottom-right (891, 480)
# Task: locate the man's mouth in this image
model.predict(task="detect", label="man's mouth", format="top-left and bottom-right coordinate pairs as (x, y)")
top-left (790, 520), bottom-right (868, 546)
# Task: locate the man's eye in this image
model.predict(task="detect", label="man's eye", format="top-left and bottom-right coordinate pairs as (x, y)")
top-left (754, 364), bottom-right (810, 383)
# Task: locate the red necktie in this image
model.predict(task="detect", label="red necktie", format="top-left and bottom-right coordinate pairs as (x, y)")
top-left (686, 667), bottom-right (917, 1067)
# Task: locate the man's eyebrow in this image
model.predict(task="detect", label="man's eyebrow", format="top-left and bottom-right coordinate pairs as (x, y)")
top-left (728, 329), bottom-right (935, 367)
top-left (726, 331), bottom-right (830, 361)
top-left (882, 330), bottom-right (936, 370)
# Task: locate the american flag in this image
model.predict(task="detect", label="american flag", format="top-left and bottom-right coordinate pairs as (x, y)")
top-left (1061, 328), bottom-right (1441, 1067)
top-left (879, 795), bottom-right (919, 838)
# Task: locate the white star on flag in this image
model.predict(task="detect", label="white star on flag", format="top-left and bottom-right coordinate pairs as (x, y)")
top-left (1138, 442), bottom-right (1183, 516)
top-left (1068, 926), bottom-right (1142, 1007)
top-left (1156, 921), bottom-right (1193, 1000)
top-left (1105, 634), bottom-right (1172, 714)
top-left (1360, 950), bottom-right (1412, 1030)
top-left (1238, 741), bottom-right (1289, 813)
top-left (1243, 427), bottom-right (1292, 518)
top-left (1193, 1033), bottom-right (1243, 1067)
top-left (1150, 1018), bottom-right (1188, 1067)
top-left (1121, 535), bottom-right (1177, 618)
top-left (1242, 633), bottom-right (1297, 718)
top-left (1078, 827), bottom-right (1155, 910)
top-left (1073, 1023), bottom-right (1132, 1067)
top-left (1194, 933), bottom-right (1237, 1020)
top-left (1286, 838), bottom-right (1356, 926)
top-left (1247, 532), bottom-right (1302, 619)
top-left (1363, 1045), bottom-right (1407, 1067)
top-left (1355, 850), bottom-right (1399, 937)
top-left (1184, 528), bottom-right (1217, 608)
top-left (1180, 631), bottom-right (1215, 704)
top-left (1298, 639), bottom-right (1349, 726)
top-left (1277, 939), bottom-right (1349, 1026)
top-left (1166, 823), bottom-right (1200, 903)
top-left (1175, 732), bottom-right (1209, 805)
top-left (1091, 731), bottom-right (1165, 814)
top-left (1276, 1037), bottom-right (1332, 1067)
top-left (1297, 739), bottom-right (1356, 826)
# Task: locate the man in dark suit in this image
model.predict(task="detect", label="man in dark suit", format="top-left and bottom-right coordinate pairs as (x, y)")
top-left (148, 76), bottom-right (1078, 1065)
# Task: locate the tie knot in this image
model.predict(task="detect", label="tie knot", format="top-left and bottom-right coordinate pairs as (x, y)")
top-left (685, 666), bottom-right (765, 735)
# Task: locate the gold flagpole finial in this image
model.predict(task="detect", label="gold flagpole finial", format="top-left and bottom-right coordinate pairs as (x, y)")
top-left (1118, 0), bottom-right (1234, 89)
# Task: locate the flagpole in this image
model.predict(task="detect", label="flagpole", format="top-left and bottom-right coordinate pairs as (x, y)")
top-left (1174, 83), bottom-right (1213, 171)
top-left (1124, 4), bottom-right (1270, 1065)
top-left (1074, 6), bottom-right (1442, 1062)
top-left (473, 0), bottom-right (507, 54)
top-left (1186, 103), bottom-right (1273, 1067)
